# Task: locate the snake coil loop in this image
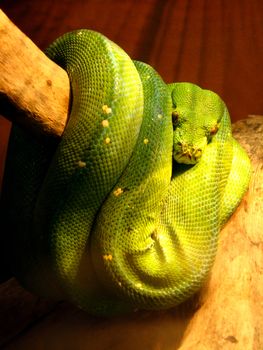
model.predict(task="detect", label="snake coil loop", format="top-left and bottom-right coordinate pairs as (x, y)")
top-left (1, 30), bottom-right (251, 315)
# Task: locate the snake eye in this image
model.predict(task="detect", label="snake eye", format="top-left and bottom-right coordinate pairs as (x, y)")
top-left (172, 111), bottom-right (179, 128)
top-left (210, 124), bottom-right (219, 135)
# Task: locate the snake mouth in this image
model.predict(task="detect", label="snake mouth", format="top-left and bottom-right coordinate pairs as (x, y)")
top-left (173, 143), bottom-right (202, 164)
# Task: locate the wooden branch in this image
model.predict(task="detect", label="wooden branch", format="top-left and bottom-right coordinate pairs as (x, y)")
top-left (0, 9), bottom-right (69, 137)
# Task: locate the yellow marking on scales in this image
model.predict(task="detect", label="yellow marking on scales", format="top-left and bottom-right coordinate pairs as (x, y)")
top-left (77, 160), bottom-right (86, 168)
top-left (104, 137), bottom-right (111, 144)
top-left (101, 119), bottom-right (109, 128)
top-left (157, 114), bottom-right (163, 119)
top-left (113, 187), bottom-right (123, 197)
top-left (103, 254), bottom-right (113, 261)
top-left (144, 138), bottom-right (149, 145)
top-left (102, 104), bottom-right (112, 114)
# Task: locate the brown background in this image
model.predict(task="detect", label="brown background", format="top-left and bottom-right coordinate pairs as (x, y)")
top-left (0, 2), bottom-right (262, 348)
top-left (0, 0), bottom-right (263, 181)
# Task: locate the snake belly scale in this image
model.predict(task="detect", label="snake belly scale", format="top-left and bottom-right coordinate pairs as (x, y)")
top-left (0, 30), bottom-right (251, 315)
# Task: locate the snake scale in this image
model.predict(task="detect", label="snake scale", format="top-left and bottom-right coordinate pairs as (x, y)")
top-left (1, 30), bottom-right (251, 316)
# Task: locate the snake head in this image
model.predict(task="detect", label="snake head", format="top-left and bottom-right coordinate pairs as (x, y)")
top-left (168, 82), bottom-right (225, 165)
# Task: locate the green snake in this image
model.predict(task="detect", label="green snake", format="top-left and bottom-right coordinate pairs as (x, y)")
top-left (1, 30), bottom-right (251, 316)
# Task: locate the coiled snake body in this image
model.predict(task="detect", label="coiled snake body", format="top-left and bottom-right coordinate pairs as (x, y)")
top-left (1, 30), bottom-right (251, 315)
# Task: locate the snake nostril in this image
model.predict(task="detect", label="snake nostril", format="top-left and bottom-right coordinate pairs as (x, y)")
top-left (193, 148), bottom-right (202, 159)
top-left (151, 231), bottom-right (158, 241)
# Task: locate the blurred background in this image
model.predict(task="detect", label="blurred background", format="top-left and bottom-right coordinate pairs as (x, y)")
top-left (0, 0), bottom-right (263, 184)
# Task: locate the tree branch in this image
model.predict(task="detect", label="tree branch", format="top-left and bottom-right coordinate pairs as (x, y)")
top-left (0, 9), bottom-right (69, 137)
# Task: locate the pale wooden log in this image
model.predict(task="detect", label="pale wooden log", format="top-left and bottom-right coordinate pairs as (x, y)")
top-left (0, 9), bottom-right (69, 137)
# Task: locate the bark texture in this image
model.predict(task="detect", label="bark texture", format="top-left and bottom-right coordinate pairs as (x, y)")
top-left (0, 9), bottom-right (69, 137)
